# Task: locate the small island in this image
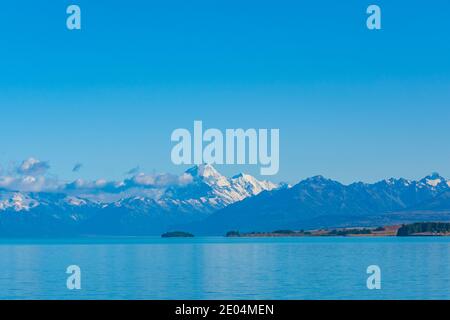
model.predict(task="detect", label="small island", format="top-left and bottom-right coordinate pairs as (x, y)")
top-left (161, 231), bottom-right (194, 238)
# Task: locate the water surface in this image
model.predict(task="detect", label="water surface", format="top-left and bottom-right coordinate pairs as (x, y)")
top-left (0, 237), bottom-right (449, 300)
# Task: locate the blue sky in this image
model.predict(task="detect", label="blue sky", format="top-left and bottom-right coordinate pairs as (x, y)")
top-left (0, 0), bottom-right (449, 184)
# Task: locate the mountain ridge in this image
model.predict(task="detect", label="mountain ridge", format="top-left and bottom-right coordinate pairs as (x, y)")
top-left (193, 171), bottom-right (450, 234)
top-left (1, 166), bottom-right (450, 236)
top-left (0, 165), bottom-right (278, 236)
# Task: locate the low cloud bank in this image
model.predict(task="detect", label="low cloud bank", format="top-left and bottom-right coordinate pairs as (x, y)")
top-left (0, 157), bottom-right (194, 198)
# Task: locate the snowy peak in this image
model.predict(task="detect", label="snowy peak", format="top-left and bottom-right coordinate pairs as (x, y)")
top-left (295, 175), bottom-right (340, 190)
top-left (0, 191), bottom-right (95, 212)
top-left (380, 177), bottom-right (412, 187)
top-left (186, 164), bottom-right (222, 179)
top-left (420, 172), bottom-right (447, 188)
top-left (186, 164), bottom-right (230, 188)
top-left (166, 165), bottom-right (280, 210)
top-left (306, 175), bottom-right (330, 183)
top-left (231, 173), bottom-right (278, 194)
top-left (0, 192), bottom-right (39, 212)
top-left (65, 196), bottom-right (88, 207)
top-left (112, 196), bottom-right (159, 210)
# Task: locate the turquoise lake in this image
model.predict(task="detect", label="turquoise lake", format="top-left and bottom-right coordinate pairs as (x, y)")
top-left (0, 237), bottom-right (449, 300)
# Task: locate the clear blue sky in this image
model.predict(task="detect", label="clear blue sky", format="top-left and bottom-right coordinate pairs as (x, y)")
top-left (0, 0), bottom-right (449, 184)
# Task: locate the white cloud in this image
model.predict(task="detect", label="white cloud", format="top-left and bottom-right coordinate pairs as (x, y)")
top-left (0, 175), bottom-right (59, 192)
top-left (17, 158), bottom-right (50, 176)
top-left (64, 178), bottom-right (124, 193)
top-left (130, 173), bottom-right (155, 186)
top-left (179, 173), bottom-right (194, 185)
top-left (126, 172), bottom-right (193, 188)
top-left (1, 157), bottom-right (194, 196)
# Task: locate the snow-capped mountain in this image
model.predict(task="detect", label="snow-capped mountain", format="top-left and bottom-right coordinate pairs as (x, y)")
top-left (160, 164), bottom-right (279, 213)
top-left (0, 165), bottom-right (280, 236)
top-left (0, 165), bottom-right (278, 214)
top-left (420, 172), bottom-right (450, 189)
top-left (197, 173), bottom-right (450, 234)
top-left (0, 191), bottom-right (92, 212)
top-left (84, 165), bottom-right (279, 236)
top-left (2, 169), bottom-right (450, 236)
top-left (0, 192), bottom-right (39, 211)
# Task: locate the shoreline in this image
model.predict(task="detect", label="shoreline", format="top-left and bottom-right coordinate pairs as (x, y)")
top-left (225, 223), bottom-right (450, 238)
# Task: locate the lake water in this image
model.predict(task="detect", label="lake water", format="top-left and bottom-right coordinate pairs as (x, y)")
top-left (0, 237), bottom-right (449, 300)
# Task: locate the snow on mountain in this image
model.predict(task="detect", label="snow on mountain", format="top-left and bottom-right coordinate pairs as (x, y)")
top-left (72, 165), bottom-right (281, 236)
top-left (160, 164), bottom-right (280, 212)
top-left (0, 165), bottom-right (278, 217)
top-left (196, 172), bottom-right (450, 234)
top-left (186, 164), bottom-right (227, 184)
top-left (0, 192), bottom-right (39, 212)
top-left (232, 173), bottom-right (278, 194)
top-left (420, 172), bottom-right (447, 189)
top-left (0, 190), bottom-right (93, 213)
top-left (65, 196), bottom-right (88, 207)
top-left (2, 169), bottom-right (450, 236)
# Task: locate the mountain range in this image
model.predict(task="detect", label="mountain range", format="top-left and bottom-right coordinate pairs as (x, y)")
top-left (1, 165), bottom-right (450, 236)
top-left (195, 172), bottom-right (450, 234)
top-left (0, 164), bottom-right (277, 236)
